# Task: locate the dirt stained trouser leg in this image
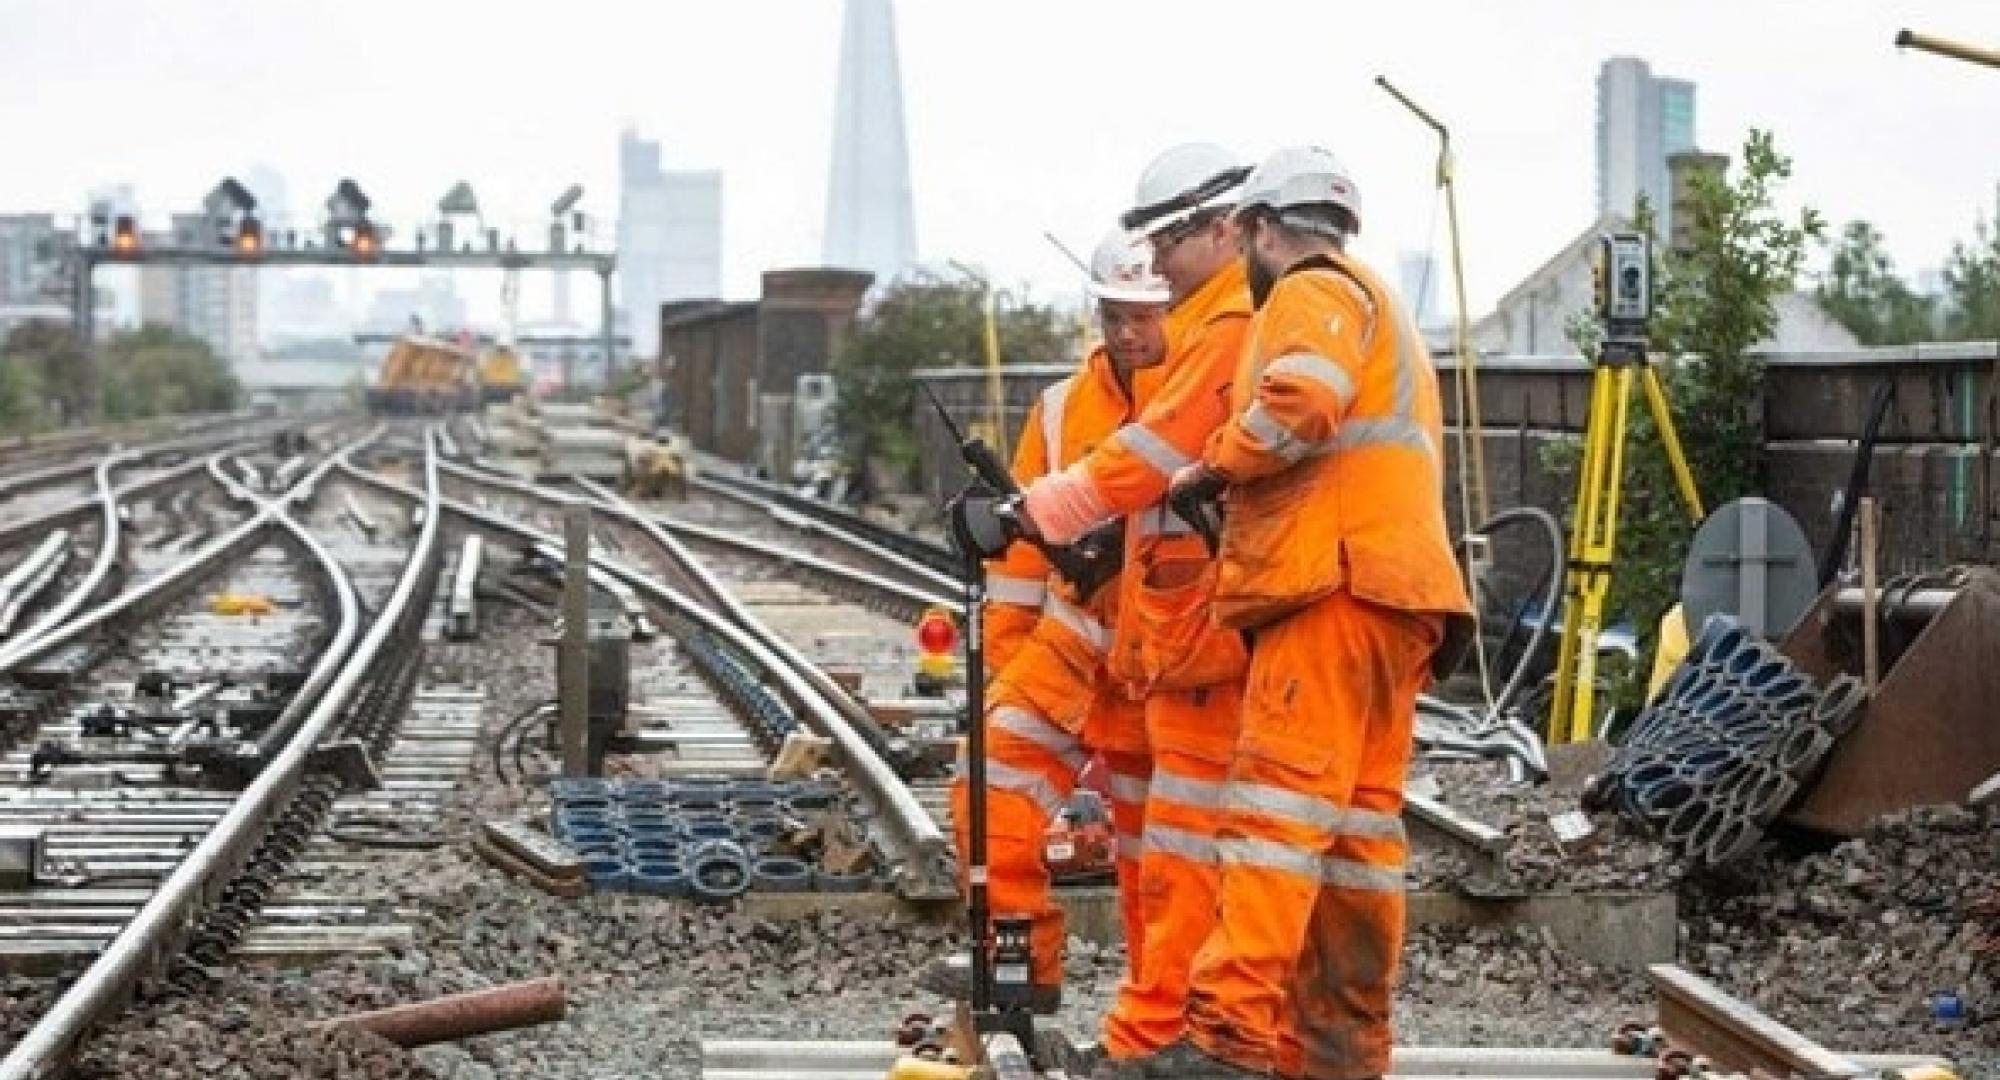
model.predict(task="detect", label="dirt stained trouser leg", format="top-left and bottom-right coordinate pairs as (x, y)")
top-left (1100, 680), bottom-right (1242, 1057)
top-left (1184, 591), bottom-right (1437, 1078)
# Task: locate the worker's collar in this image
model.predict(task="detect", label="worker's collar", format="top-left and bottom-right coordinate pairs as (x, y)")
top-left (1168, 259), bottom-right (1251, 334)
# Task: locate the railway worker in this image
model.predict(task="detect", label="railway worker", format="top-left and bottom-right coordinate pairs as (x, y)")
top-left (925, 226), bottom-right (1173, 1012)
top-left (1116, 145), bottom-right (1474, 1080)
top-left (1013, 143), bottom-right (1257, 1067)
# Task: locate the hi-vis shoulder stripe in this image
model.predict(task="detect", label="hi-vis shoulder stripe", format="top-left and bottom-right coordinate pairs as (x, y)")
top-left (1266, 352), bottom-right (1357, 410)
top-left (1112, 423), bottom-right (1192, 477)
top-left (985, 572), bottom-right (1047, 607)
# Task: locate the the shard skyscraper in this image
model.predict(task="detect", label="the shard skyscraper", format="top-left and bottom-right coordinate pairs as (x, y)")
top-left (822, 0), bottom-right (917, 289)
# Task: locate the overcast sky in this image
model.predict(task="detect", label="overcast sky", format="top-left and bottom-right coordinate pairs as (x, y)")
top-left (3, 0), bottom-right (1996, 325)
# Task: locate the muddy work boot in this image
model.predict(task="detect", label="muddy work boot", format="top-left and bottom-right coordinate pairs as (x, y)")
top-left (1092, 1037), bottom-right (1268, 1078)
top-left (914, 952), bottom-right (1062, 1014)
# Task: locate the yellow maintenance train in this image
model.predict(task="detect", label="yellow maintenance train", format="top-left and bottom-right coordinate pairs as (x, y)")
top-left (367, 336), bottom-right (529, 414)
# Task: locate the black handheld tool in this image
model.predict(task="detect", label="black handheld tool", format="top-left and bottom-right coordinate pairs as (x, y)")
top-left (919, 382), bottom-right (1124, 598)
top-left (1167, 467), bottom-right (1227, 554)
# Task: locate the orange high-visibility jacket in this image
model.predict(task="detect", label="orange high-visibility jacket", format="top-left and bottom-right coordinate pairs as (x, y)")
top-left (1080, 261), bottom-right (1252, 519)
top-left (1098, 263), bottom-right (1253, 693)
top-left (1206, 253), bottom-right (1472, 630)
top-left (984, 347), bottom-right (1148, 725)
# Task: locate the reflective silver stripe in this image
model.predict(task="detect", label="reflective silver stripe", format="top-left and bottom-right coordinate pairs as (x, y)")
top-left (1146, 823), bottom-right (1220, 865)
top-left (1328, 416), bottom-right (1434, 457)
top-left (1043, 593), bottom-right (1110, 653)
top-left (1322, 856), bottom-right (1406, 893)
top-left (1105, 771), bottom-right (1151, 807)
top-left (985, 572), bottom-right (1047, 607)
top-left (1117, 832), bottom-right (1146, 861)
top-left (1153, 770), bottom-right (1226, 809)
top-left (1219, 836), bottom-right (1319, 877)
top-left (1226, 783), bottom-right (1410, 843)
top-left (1393, 306), bottom-right (1422, 418)
top-left (1241, 402), bottom-right (1311, 465)
top-left (992, 705), bottom-right (1087, 772)
top-left (1133, 508), bottom-right (1197, 538)
top-left (1039, 377), bottom-right (1076, 472)
top-left (1266, 352), bottom-right (1357, 410)
top-left (1340, 806), bottom-right (1408, 843)
top-left (1112, 423), bottom-right (1192, 477)
top-left (984, 760), bottom-right (1066, 820)
top-left (1226, 781), bottom-right (1343, 831)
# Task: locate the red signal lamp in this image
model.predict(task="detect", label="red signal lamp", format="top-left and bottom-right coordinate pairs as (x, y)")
top-left (916, 607), bottom-right (959, 655)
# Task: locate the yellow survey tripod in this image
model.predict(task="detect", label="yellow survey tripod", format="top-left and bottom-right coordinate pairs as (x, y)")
top-left (1549, 233), bottom-right (1704, 744)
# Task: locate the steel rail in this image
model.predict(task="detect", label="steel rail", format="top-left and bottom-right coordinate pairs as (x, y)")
top-left (0, 427), bottom-right (437, 1079)
top-left (343, 464), bottom-right (955, 899)
top-left (3, 452), bottom-right (140, 657)
top-left (659, 514), bottom-right (960, 617)
top-left (0, 457), bottom-right (211, 552)
top-left (442, 460), bottom-right (958, 615)
top-left (691, 467), bottom-right (957, 577)
top-left (764, 504), bottom-right (962, 596)
top-left (1649, 964), bottom-right (1864, 1078)
top-left (446, 463), bottom-right (918, 793)
top-left (568, 477), bottom-right (919, 783)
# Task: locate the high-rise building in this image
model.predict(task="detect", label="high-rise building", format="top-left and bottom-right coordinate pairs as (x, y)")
top-left (140, 214), bottom-right (259, 364)
top-left (822, 0), bottom-right (916, 289)
top-left (618, 129), bottom-right (723, 361)
top-left (0, 215), bottom-right (63, 306)
top-left (1396, 250), bottom-right (1445, 329)
top-left (1596, 58), bottom-right (1698, 236)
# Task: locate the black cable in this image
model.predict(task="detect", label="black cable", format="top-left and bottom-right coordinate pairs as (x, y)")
top-left (490, 701), bottom-right (554, 784)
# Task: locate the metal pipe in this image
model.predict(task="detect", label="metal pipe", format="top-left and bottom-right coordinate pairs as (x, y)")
top-left (319, 977), bottom-right (565, 1048)
top-left (1896, 28), bottom-right (2000, 69)
top-left (0, 427), bottom-right (436, 1080)
top-left (1832, 585), bottom-right (1956, 622)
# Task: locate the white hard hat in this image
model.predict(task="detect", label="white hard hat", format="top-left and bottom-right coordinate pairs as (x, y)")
top-left (1085, 227), bottom-right (1169, 303)
top-left (1120, 142), bottom-right (1251, 239)
top-left (1235, 145), bottom-right (1363, 233)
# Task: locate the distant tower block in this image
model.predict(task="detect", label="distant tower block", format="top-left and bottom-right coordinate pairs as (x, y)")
top-left (823, 0), bottom-right (917, 288)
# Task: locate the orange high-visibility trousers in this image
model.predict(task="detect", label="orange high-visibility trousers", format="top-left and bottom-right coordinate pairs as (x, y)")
top-left (950, 692), bottom-right (1151, 989)
top-left (1184, 591), bottom-right (1438, 1079)
top-left (1101, 680), bottom-right (1241, 1057)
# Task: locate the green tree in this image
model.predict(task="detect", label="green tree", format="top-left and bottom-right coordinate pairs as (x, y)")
top-left (98, 326), bottom-right (239, 422)
top-left (1547, 130), bottom-right (1821, 707)
top-left (0, 357), bottom-right (50, 435)
top-left (1815, 220), bottom-right (1936, 344)
top-left (0, 321), bottom-right (88, 424)
top-left (830, 268), bottom-right (1075, 483)
top-left (1942, 216), bottom-right (2000, 340)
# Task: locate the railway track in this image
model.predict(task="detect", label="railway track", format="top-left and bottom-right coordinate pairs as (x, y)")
top-left (346, 455), bottom-right (960, 902)
top-left (0, 425), bottom-right (442, 1078)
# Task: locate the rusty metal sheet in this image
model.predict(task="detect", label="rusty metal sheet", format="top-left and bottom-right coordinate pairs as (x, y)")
top-left (1782, 566), bottom-right (2000, 834)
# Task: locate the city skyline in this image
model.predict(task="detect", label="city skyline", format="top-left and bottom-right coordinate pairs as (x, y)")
top-left (0, 1), bottom-right (1995, 341)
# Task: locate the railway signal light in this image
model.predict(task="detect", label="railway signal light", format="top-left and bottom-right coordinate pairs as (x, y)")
top-left (110, 215), bottom-right (140, 256)
top-left (914, 606), bottom-right (958, 690)
top-left (235, 217), bottom-right (263, 256)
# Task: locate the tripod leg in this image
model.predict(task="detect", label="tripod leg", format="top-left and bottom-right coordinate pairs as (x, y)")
top-left (1552, 367), bottom-right (1634, 744)
top-left (1640, 365), bottom-right (1705, 521)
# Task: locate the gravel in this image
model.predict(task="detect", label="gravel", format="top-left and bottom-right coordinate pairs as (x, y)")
top-left (1410, 745), bottom-right (1679, 894)
top-left (19, 504), bottom-right (1996, 1078)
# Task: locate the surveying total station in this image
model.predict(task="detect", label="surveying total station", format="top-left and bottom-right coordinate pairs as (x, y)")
top-left (1548, 232), bottom-right (1705, 744)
